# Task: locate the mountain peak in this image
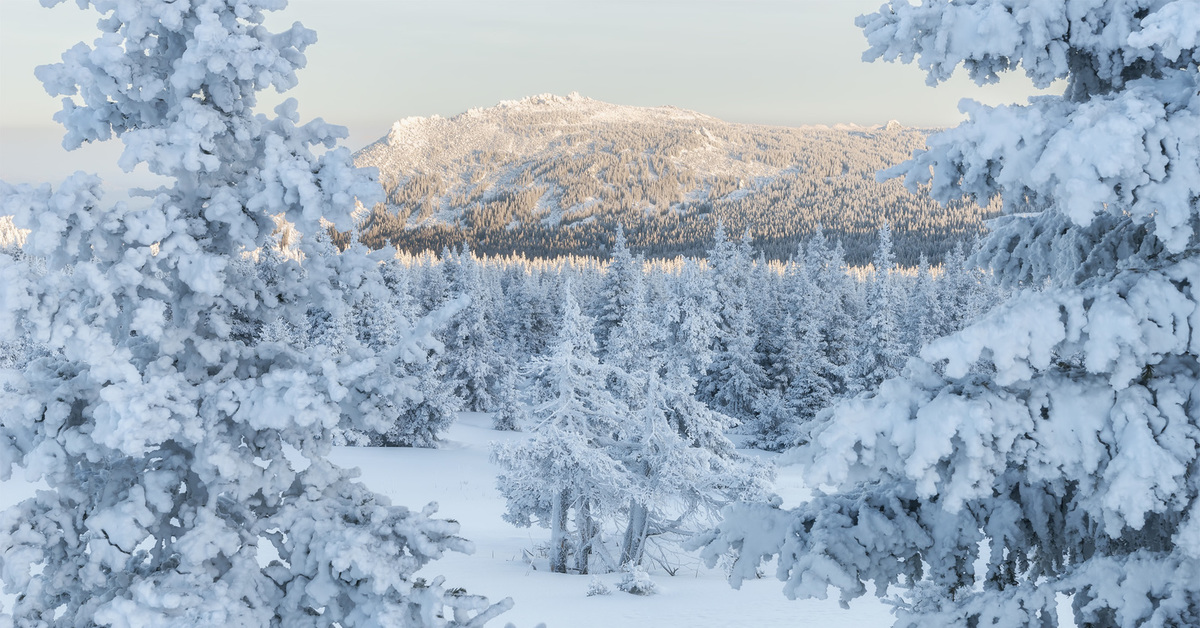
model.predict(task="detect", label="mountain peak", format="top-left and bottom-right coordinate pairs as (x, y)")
top-left (350, 97), bottom-right (985, 265)
top-left (497, 91), bottom-right (591, 109)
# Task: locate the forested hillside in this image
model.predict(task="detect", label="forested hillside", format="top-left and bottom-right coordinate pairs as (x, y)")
top-left (350, 94), bottom-right (997, 265)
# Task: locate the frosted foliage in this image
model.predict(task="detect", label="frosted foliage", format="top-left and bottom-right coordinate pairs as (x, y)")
top-left (866, 0), bottom-right (1200, 256)
top-left (443, 246), bottom-right (507, 413)
top-left (495, 280), bottom-right (769, 575)
top-left (493, 284), bottom-right (629, 575)
top-left (0, 1), bottom-right (507, 626)
top-left (698, 2), bottom-right (1200, 627)
top-left (702, 225), bottom-right (766, 420)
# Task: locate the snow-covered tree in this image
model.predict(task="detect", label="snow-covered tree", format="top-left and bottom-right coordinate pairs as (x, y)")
top-left (847, 223), bottom-right (906, 392)
top-left (702, 225), bottom-right (766, 421)
top-left (443, 245), bottom-right (508, 412)
top-left (783, 252), bottom-right (837, 421)
top-left (372, 341), bottom-right (463, 448)
top-left (697, 3), bottom-right (1200, 627)
top-left (346, 254), bottom-right (463, 448)
top-left (596, 225), bottom-right (644, 357)
top-left (0, 243), bottom-right (48, 373)
top-left (937, 240), bottom-right (996, 337)
top-left (805, 230), bottom-right (860, 395)
top-left (745, 253), bottom-right (834, 451)
top-left (599, 235), bottom-right (661, 410)
top-left (745, 389), bottom-right (798, 453)
top-left (903, 253), bottom-right (942, 354)
top-left (600, 251), bottom-right (773, 567)
top-left (0, 2), bottom-right (507, 625)
top-left (411, 249), bottom-right (452, 318)
top-left (491, 368), bottom-right (527, 432)
top-left (671, 258), bottom-right (721, 378)
top-left (614, 370), bottom-right (773, 568)
top-left (500, 263), bottom-right (556, 364)
top-left (493, 282), bottom-right (629, 574)
top-left (754, 264), bottom-right (793, 396)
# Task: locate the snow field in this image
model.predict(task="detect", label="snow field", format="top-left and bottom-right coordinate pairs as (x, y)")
top-left (0, 414), bottom-right (1081, 627)
top-left (328, 412), bottom-right (894, 628)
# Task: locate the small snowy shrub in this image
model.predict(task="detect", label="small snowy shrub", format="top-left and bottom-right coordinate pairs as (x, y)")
top-left (586, 577), bottom-right (611, 597)
top-left (616, 565), bottom-right (657, 596)
top-left (492, 402), bottom-right (525, 431)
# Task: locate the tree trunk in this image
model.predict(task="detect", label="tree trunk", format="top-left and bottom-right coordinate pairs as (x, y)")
top-left (620, 499), bottom-right (649, 566)
top-left (575, 498), bottom-right (595, 574)
top-left (550, 489), bottom-right (570, 573)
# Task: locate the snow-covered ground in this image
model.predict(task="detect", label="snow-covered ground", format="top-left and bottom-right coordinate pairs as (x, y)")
top-left (0, 412), bottom-right (893, 627)
top-left (326, 412), bottom-right (893, 628)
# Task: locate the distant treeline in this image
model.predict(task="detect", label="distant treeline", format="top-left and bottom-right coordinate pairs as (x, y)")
top-left (337, 198), bottom-right (991, 266)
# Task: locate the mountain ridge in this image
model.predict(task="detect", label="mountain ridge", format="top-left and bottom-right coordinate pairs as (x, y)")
top-left (350, 94), bottom-right (995, 264)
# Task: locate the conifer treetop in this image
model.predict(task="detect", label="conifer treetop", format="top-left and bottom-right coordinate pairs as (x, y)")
top-left (863, 1), bottom-right (1200, 253)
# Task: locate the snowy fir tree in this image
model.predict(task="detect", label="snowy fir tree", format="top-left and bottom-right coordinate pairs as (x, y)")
top-left (805, 230), bottom-right (862, 396)
top-left (847, 223), bottom-right (907, 393)
top-left (499, 263), bottom-right (558, 366)
top-left (702, 225), bottom-right (767, 422)
top-left (0, 2), bottom-right (508, 625)
top-left (599, 245), bottom-right (773, 567)
top-left (670, 259), bottom-right (721, 378)
top-left (496, 274), bottom-right (772, 573)
top-left (595, 225), bottom-right (644, 358)
top-left (903, 253), bottom-right (942, 355)
top-left (491, 368), bottom-right (527, 432)
top-left (938, 240), bottom-right (996, 340)
top-left (782, 251), bottom-right (837, 421)
top-left (754, 264), bottom-right (795, 396)
top-left (598, 232), bottom-right (660, 407)
top-left (697, 2), bottom-right (1200, 627)
top-left (744, 253), bottom-right (835, 451)
top-left (443, 245), bottom-right (508, 412)
top-left (362, 254), bottom-right (461, 447)
top-left (493, 282), bottom-right (628, 574)
top-left (371, 339), bottom-right (464, 449)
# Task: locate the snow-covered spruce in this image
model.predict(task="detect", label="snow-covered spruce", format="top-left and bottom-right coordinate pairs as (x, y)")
top-left (598, 233), bottom-right (774, 568)
top-left (493, 282), bottom-right (629, 575)
top-left (443, 244), bottom-right (510, 413)
top-left (0, 1), bottom-right (508, 625)
top-left (700, 224), bottom-right (767, 423)
top-left (846, 223), bottom-right (907, 394)
top-left (495, 267), bottom-right (773, 576)
top-left (696, 3), bottom-right (1200, 627)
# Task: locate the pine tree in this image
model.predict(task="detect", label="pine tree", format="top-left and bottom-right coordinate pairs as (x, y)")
top-left (596, 225), bottom-right (644, 357)
top-left (493, 282), bottom-right (629, 574)
top-left (0, 2), bottom-right (507, 625)
top-left (702, 225), bottom-right (766, 421)
top-left (672, 259), bottom-right (721, 378)
top-left (904, 253), bottom-right (942, 354)
top-left (443, 244), bottom-right (507, 412)
top-left (698, 3), bottom-right (1200, 626)
top-left (847, 223), bottom-right (906, 392)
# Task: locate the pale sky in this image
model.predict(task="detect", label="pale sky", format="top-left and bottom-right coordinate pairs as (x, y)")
top-left (0, 0), bottom-right (1053, 189)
